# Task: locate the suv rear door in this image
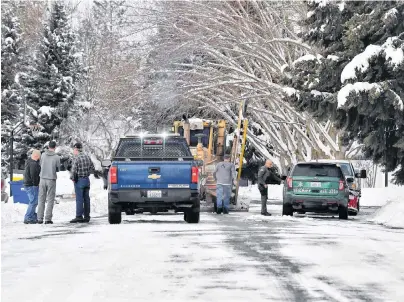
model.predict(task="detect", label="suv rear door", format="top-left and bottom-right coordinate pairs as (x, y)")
top-left (289, 163), bottom-right (344, 196)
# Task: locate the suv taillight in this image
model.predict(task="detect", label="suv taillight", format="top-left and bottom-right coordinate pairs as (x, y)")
top-left (191, 166), bottom-right (199, 183)
top-left (110, 166), bottom-right (118, 184)
top-left (287, 177), bottom-right (293, 189)
top-left (339, 180), bottom-right (344, 190)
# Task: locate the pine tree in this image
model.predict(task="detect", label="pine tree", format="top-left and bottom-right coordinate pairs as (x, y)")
top-left (19, 0), bottom-right (84, 161)
top-left (283, 1), bottom-right (404, 184)
top-left (1, 7), bottom-right (24, 172)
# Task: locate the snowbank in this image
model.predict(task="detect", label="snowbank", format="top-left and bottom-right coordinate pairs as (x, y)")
top-left (370, 200), bottom-right (404, 229)
top-left (361, 187), bottom-right (404, 207)
top-left (1, 175), bottom-right (107, 225)
top-left (238, 184), bottom-right (283, 201)
top-left (363, 186), bottom-right (404, 228)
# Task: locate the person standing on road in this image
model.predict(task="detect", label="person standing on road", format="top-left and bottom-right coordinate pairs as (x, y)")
top-left (258, 159), bottom-right (282, 216)
top-left (213, 154), bottom-right (236, 215)
top-left (37, 141), bottom-right (61, 224)
top-left (70, 142), bottom-right (96, 223)
top-left (23, 150), bottom-right (41, 224)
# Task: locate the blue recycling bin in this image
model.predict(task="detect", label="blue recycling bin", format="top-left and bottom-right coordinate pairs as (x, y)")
top-left (9, 181), bottom-right (30, 204)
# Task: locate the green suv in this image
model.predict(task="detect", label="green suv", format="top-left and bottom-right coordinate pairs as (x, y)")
top-left (281, 162), bottom-right (350, 219)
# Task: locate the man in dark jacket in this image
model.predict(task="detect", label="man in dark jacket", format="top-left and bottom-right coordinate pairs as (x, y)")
top-left (23, 150), bottom-right (41, 224)
top-left (70, 142), bottom-right (96, 223)
top-left (258, 159), bottom-right (282, 216)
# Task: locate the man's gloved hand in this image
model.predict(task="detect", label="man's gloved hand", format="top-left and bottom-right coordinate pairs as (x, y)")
top-left (93, 170), bottom-right (101, 179)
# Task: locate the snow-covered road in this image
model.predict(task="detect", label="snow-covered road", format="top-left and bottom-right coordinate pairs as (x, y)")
top-left (2, 200), bottom-right (404, 302)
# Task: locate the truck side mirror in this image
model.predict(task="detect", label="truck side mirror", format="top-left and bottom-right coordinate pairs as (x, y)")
top-left (101, 159), bottom-right (111, 167)
top-left (355, 169), bottom-right (367, 179)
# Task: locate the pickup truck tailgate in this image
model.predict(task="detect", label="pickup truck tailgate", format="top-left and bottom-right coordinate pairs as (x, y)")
top-left (116, 161), bottom-right (192, 189)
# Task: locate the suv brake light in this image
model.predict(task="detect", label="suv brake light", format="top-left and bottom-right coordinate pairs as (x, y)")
top-left (287, 177), bottom-right (293, 189)
top-left (110, 166), bottom-right (118, 184)
top-left (191, 166), bottom-right (199, 183)
top-left (339, 180), bottom-right (344, 190)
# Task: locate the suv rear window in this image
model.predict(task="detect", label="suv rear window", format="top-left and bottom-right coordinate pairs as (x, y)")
top-left (115, 137), bottom-right (192, 159)
top-left (292, 164), bottom-right (343, 178)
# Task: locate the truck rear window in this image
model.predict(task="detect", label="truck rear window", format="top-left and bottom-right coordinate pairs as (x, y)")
top-left (292, 164), bottom-right (343, 178)
top-left (115, 138), bottom-right (192, 158)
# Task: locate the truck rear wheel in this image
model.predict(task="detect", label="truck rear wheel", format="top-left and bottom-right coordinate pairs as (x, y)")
top-left (184, 211), bottom-right (200, 223)
top-left (339, 205), bottom-right (348, 220)
top-left (282, 204), bottom-right (293, 216)
top-left (108, 206), bottom-right (122, 224)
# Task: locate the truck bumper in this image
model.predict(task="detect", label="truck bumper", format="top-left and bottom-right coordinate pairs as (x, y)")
top-left (109, 189), bottom-right (200, 212)
top-left (284, 194), bottom-right (348, 213)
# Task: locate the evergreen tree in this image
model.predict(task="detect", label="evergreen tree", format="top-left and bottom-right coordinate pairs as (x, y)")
top-left (1, 8), bottom-right (24, 172)
top-left (283, 1), bottom-right (404, 184)
top-left (19, 0), bottom-right (84, 160)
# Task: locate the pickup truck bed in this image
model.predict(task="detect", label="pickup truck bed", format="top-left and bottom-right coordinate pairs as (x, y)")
top-left (106, 136), bottom-right (200, 224)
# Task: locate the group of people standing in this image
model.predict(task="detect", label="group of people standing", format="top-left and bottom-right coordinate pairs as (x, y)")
top-left (213, 155), bottom-right (282, 216)
top-left (23, 141), bottom-right (96, 224)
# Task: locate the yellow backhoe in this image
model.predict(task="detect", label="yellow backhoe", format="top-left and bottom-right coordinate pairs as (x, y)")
top-left (172, 101), bottom-right (250, 212)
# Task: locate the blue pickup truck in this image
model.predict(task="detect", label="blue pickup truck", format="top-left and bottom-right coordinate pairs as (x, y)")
top-left (102, 135), bottom-right (201, 224)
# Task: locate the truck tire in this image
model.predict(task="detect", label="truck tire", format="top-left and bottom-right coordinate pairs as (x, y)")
top-left (108, 212), bottom-right (122, 224)
top-left (339, 205), bottom-right (348, 220)
top-left (282, 204), bottom-right (293, 216)
top-left (184, 211), bottom-right (200, 223)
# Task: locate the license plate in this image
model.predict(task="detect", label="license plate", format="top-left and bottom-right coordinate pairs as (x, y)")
top-left (310, 182), bottom-right (321, 187)
top-left (147, 191), bottom-right (162, 198)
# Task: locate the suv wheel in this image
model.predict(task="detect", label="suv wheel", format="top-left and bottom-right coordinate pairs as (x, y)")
top-left (338, 205), bottom-right (348, 220)
top-left (184, 211), bottom-right (200, 223)
top-left (108, 207), bottom-right (122, 224)
top-left (282, 204), bottom-right (293, 216)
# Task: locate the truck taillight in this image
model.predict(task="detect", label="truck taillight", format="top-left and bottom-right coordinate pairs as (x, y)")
top-left (191, 167), bottom-right (199, 183)
top-left (110, 166), bottom-right (118, 184)
top-left (287, 177), bottom-right (293, 189)
top-left (339, 180), bottom-right (344, 190)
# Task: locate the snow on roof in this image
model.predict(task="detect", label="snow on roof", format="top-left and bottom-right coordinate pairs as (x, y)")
top-left (309, 159), bottom-right (351, 163)
top-left (341, 37), bottom-right (403, 82)
top-left (337, 82), bottom-right (382, 108)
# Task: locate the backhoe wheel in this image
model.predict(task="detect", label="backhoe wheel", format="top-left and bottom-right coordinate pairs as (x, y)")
top-left (282, 205), bottom-right (293, 216)
top-left (184, 211), bottom-right (200, 223)
top-left (339, 205), bottom-right (348, 220)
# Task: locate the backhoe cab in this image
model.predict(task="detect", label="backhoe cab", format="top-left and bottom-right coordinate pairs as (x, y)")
top-left (173, 109), bottom-right (249, 212)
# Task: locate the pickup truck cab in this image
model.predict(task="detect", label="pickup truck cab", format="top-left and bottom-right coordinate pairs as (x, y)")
top-left (103, 135), bottom-right (201, 224)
